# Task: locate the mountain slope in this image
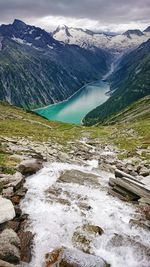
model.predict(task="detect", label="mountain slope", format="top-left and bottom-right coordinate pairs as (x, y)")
top-left (0, 100), bottom-right (149, 165)
top-left (103, 95), bottom-right (150, 125)
top-left (0, 20), bottom-right (110, 108)
top-left (83, 39), bottom-right (150, 125)
top-left (52, 25), bottom-right (150, 52)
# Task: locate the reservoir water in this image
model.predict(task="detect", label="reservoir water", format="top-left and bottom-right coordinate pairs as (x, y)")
top-left (34, 81), bottom-right (109, 124)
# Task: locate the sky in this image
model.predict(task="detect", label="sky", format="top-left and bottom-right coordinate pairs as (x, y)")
top-left (0, 0), bottom-right (150, 32)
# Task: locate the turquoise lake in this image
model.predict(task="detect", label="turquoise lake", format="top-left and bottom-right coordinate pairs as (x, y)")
top-left (34, 81), bottom-right (110, 124)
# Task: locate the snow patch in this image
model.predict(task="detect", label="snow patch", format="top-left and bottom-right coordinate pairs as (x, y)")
top-left (12, 37), bottom-right (32, 46)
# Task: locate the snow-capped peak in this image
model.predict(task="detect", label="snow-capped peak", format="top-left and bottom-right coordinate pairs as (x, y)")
top-left (53, 24), bottom-right (72, 38)
top-left (52, 25), bottom-right (150, 52)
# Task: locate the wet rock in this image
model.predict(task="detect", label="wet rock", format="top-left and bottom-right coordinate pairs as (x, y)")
top-left (46, 187), bottom-right (70, 206)
top-left (45, 248), bottom-right (63, 266)
top-left (18, 231), bottom-right (33, 263)
top-left (72, 224), bottom-right (104, 253)
top-left (6, 221), bottom-right (20, 232)
top-left (138, 197), bottom-right (150, 205)
top-left (18, 159), bottom-right (43, 175)
top-left (0, 229), bottom-right (20, 264)
top-left (2, 188), bottom-right (14, 198)
top-left (0, 197), bottom-right (15, 224)
top-left (139, 205), bottom-right (150, 221)
top-left (78, 202), bottom-right (92, 211)
top-left (15, 187), bottom-right (27, 198)
top-left (0, 172), bottom-right (24, 191)
top-left (107, 233), bottom-right (150, 259)
top-left (58, 170), bottom-right (100, 187)
top-left (0, 260), bottom-right (20, 267)
top-left (45, 247), bottom-right (109, 267)
top-left (11, 196), bottom-right (21, 205)
top-left (14, 206), bottom-right (22, 219)
top-left (129, 219), bottom-right (150, 231)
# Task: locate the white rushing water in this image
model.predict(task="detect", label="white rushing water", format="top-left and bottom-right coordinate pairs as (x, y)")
top-left (21, 161), bottom-right (150, 267)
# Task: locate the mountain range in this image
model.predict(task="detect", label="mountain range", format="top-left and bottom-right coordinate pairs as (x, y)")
top-left (0, 19), bottom-right (110, 108)
top-left (52, 24), bottom-right (150, 52)
top-left (0, 19), bottom-right (150, 122)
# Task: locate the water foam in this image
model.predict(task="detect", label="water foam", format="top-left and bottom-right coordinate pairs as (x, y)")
top-left (21, 162), bottom-right (150, 267)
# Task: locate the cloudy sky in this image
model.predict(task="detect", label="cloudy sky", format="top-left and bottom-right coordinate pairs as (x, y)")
top-left (0, 0), bottom-right (150, 32)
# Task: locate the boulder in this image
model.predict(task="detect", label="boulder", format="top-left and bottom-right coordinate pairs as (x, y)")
top-left (0, 172), bottom-right (23, 191)
top-left (18, 231), bottom-right (33, 263)
top-left (0, 229), bottom-right (20, 264)
top-left (58, 170), bottom-right (100, 187)
top-left (45, 247), bottom-right (109, 267)
top-left (72, 224), bottom-right (104, 253)
top-left (106, 233), bottom-right (150, 259)
top-left (0, 260), bottom-right (20, 267)
top-left (18, 159), bottom-right (43, 175)
top-left (0, 197), bottom-right (15, 224)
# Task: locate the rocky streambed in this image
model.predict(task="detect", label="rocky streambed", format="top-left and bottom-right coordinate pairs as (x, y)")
top-left (0, 137), bottom-right (150, 267)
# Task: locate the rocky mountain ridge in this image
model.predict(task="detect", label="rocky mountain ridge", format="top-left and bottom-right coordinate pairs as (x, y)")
top-left (52, 24), bottom-right (150, 52)
top-left (0, 20), bottom-right (111, 108)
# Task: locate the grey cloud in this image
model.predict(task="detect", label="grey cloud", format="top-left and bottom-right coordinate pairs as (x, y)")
top-left (0, 0), bottom-right (150, 26)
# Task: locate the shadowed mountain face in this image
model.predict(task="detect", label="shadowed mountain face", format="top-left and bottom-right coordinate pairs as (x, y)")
top-left (83, 39), bottom-right (150, 125)
top-left (0, 20), bottom-right (111, 108)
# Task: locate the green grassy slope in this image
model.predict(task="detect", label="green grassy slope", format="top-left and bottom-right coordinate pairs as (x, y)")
top-left (83, 39), bottom-right (150, 126)
top-left (103, 95), bottom-right (150, 124)
top-left (0, 100), bottom-right (150, 173)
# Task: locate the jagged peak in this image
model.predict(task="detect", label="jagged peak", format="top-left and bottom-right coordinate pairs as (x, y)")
top-left (123, 29), bottom-right (144, 37)
top-left (57, 24), bottom-right (69, 31)
top-left (12, 19), bottom-right (27, 29)
top-left (53, 24), bottom-right (72, 37)
top-left (143, 26), bottom-right (150, 32)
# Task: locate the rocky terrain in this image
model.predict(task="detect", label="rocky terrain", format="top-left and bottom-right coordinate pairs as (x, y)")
top-left (0, 101), bottom-right (149, 266)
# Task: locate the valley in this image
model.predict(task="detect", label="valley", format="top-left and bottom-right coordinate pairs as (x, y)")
top-left (34, 81), bottom-right (109, 124)
top-left (0, 18), bottom-right (150, 267)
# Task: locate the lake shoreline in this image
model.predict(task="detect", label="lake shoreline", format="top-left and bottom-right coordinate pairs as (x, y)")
top-left (34, 80), bottom-right (110, 125)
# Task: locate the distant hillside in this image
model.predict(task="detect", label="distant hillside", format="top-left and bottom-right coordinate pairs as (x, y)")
top-left (83, 39), bottom-right (150, 126)
top-left (103, 96), bottom-right (150, 125)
